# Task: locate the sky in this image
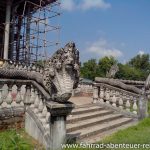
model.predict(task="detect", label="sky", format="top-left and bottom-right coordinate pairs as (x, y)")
top-left (59, 0), bottom-right (150, 63)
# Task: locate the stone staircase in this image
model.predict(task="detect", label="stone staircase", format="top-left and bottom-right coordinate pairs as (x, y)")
top-left (66, 104), bottom-right (138, 143)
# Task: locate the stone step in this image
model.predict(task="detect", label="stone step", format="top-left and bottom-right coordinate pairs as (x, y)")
top-left (67, 113), bottom-right (123, 132)
top-left (71, 105), bottom-right (104, 115)
top-left (67, 117), bottom-right (133, 142)
top-left (82, 120), bottom-right (138, 143)
top-left (67, 109), bottom-right (113, 124)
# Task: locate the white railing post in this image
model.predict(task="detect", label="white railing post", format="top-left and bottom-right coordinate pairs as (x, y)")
top-left (99, 86), bottom-right (104, 103)
top-left (93, 84), bottom-right (99, 103)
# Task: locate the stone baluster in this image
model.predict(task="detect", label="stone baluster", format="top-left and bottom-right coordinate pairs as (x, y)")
top-left (0, 85), bottom-right (3, 108)
top-left (6, 83), bottom-right (13, 108)
top-left (37, 94), bottom-right (44, 116)
top-left (122, 93), bottom-right (127, 107)
top-left (132, 97), bottom-right (138, 114)
top-left (105, 88), bottom-right (110, 104)
top-left (24, 84), bottom-right (31, 105)
top-left (118, 92), bottom-right (123, 109)
top-left (11, 85), bottom-right (17, 107)
top-left (1, 84), bottom-right (8, 108)
top-left (44, 112), bottom-right (51, 131)
top-left (34, 91), bottom-right (40, 113)
top-left (109, 89), bottom-right (113, 104)
top-left (99, 86), bottom-right (104, 103)
top-left (15, 84), bottom-right (23, 106)
top-left (112, 90), bottom-right (117, 107)
top-left (30, 88), bottom-right (36, 108)
top-left (125, 96), bottom-right (131, 112)
top-left (115, 91), bottom-right (120, 106)
top-left (40, 105), bottom-right (48, 124)
top-left (93, 84), bottom-right (99, 103)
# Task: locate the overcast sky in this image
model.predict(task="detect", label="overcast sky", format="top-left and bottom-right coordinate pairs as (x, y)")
top-left (59, 0), bottom-right (150, 63)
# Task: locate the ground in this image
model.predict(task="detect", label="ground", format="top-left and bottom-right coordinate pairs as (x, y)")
top-left (69, 96), bottom-right (93, 106)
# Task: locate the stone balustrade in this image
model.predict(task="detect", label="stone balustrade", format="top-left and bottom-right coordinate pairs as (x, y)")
top-left (93, 78), bottom-right (148, 119)
top-left (0, 79), bottom-right (73, 150)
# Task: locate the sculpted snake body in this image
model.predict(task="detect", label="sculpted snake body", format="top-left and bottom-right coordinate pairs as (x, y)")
top-left (0, 42), bottom-right (80, 102)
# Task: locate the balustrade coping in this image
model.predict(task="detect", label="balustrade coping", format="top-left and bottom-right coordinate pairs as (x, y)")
top-left (94, 77), bottom-right (142, 95)
top-left (94, 82), bottom-right (140, 98)
top-left (116, 79), bottom-right (145, 85)
top-left (94, 77), bottom-right (145, 85)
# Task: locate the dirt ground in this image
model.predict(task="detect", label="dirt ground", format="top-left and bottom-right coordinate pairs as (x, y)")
top-left (69, 96), bottom-right (93, 106)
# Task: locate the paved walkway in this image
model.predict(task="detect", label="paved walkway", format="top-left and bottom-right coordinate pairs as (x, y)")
top-left (69, 96), bottom-right (93, 106)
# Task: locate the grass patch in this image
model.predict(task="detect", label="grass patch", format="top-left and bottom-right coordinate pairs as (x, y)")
top-left (101, 118), bottom-right (150, 150)
top-left (0, 129), bottom-right (44, 150)
top-left (64, 118), bottom-right (150, 150)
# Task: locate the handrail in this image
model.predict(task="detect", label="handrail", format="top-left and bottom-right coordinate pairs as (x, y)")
top-left (95, 77), bottom-right (142, 94)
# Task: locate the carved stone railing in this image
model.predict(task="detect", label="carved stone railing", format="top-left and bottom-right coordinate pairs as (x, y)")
top-left (93, 77), bottom-right (148, 119)
top-left (0, 42), bottom-right (79, 150)
top-left (0, 79), bottom-right (73, 150)
top-left (116, 79), bottom-right (145, 89)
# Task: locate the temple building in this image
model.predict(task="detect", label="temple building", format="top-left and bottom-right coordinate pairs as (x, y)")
top-left (0, 0), bottom-right (60, 64)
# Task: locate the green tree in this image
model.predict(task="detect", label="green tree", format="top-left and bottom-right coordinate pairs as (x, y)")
top-left (128, 54), bottom-right (150, 73)
top-left (80, 56), bottom-right (118, 80)
top-left (116, 64), bottom-right (146, 80)
top-left (80, 59), bottom-right (98, 80)
top-left (80, 54), bottom-right (150, 81)
top-left (98, 56), bottom-right (118, 77)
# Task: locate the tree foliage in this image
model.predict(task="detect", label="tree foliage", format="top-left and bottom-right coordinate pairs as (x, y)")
top-left (98, 56), bottom-right (118, 77)
top-left (128, 54), bottom-right (150, 73)
top-left (80, 59), bottom-right (98, 80)
top-left (116, 64), bottom-right (146, 80)
top-left (80, 57), bottom-right (118, 80)
top-left (80, 54), bottom-right (150, 81)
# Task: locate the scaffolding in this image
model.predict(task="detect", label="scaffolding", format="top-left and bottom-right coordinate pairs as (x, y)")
top-left (0, 0), bottom-right (61, 64)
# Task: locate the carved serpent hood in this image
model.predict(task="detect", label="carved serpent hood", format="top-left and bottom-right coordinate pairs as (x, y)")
top-left (0, 42), bottom-right (80, 103)
top-left (43, 42), bottom-right (80, 102)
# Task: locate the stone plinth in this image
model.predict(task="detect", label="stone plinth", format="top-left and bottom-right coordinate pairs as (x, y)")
top-left (46, 102), bottom-right (74, 150)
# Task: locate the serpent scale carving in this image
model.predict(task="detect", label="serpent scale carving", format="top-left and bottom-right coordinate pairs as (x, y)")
top-left (0, 42), bottom-right (80, 102)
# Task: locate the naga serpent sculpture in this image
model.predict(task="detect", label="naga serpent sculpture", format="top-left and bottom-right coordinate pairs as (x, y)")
top-left (0, 42), bottom-right (80, 103)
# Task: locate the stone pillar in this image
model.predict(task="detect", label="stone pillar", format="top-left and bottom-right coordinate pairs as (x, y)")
top-left (46, 102), bottom-right (74, 150)
top-left (138, 94), bottom-right (148, 120)
top-left (4, 0), bottom-right (11, 59)
top-left (93, 83), bottom-right (99, 103)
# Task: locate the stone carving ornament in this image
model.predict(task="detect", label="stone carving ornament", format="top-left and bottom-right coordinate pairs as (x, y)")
top-left (0, 42), bottom-right (80, 103)
top-left (106, 64), bottom-right (119, 78)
